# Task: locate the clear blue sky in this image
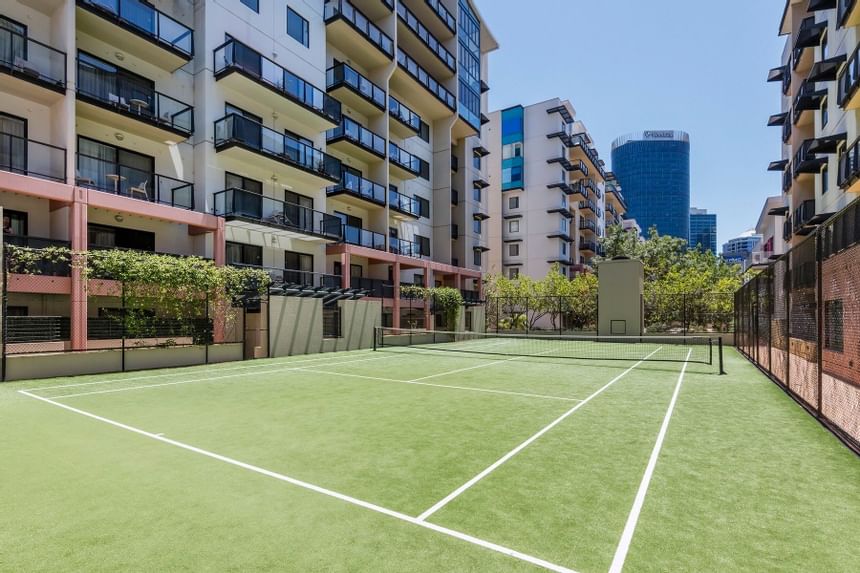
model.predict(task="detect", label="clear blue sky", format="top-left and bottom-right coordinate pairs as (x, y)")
top-left (481, 0), bottom-right (786, 247)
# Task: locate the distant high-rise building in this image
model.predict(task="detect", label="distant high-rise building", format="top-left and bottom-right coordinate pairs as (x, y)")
top-left (611, 131), bottom-right (691, 241)
top-left (722, 230), bottom-right (762, 269)
top-left (689, 208), bottom-right (717, 253)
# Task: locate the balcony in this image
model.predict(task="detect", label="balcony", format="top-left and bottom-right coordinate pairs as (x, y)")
top-left (76, 60), bottom-right (193, 140)
top-left (792, 17), bottom-right (826, 72)
top-left (547, 207), bottom-right (573, 220)
top-left (0, 26), bottom-right (66, 101)
top-left (580, 240), bottom-right (598, 254)
top-left (389, 142), bottom-right (427, 180)
top-left (838, 46), bottom-right (860, 109)
top-left (230, 263), bottom-right (344, 295)
top-left (389, 236), bottom-right (421, 257)
top-left (580, 200), bottom-right (598, 215)
top-left (571, 135), bottom-right (606, 178)
top-left (4, 236), bottom-right (71, 276)
top-left (327, 117), bottom-right (386, 162)
top-left (76, 0), bottom-right (193, 71)
top-left (214, 39), bottom-right (341, 131)
top-left (792, 80), bottom-right (826, 126)
top-left (342, 225), bottom-right (386, 251)
top-left (396, 1), bottom-right (456, 79)
top-left (423, 0), bottom-right (457, 37)
top-left (461, 289), bottom-right (482, 305)
top-left (352, 276), bottom-right (394, 298)
top-left (451, 223), bottom-right (459, 239)
top-left (76, 153), bottom-right (194, 210)
top-left (0, 134), bottom-right (66, 183)
top-left (792, 139), bottom-right (827, 178)
top-left (214, 114), bottom-right (341, 186)
top-left (389, 188), bottom-right (420, 219)
top-left (838, 137), bottom-right (860, 190)
top-left (580, 217), bottom-right (597, 233)
top-left (547, 232), bottom-right (574, 243)
top-left (213, 188), bottom-right (342, 242)
top-left (324, 0), bottom-right (394, 68)
top-left (839, 0), bottom-right (860, 28)
top-left (792, 199), bottom-right (817, 235)
top-left (451, 189), bottom-right (459, 205)
top-left (548, 156), bottom-right (588, 175)
top-left (783, 165), bottom-right (793, 192)
top-left (393, 49), bottom-right (456, 117)
top-left (326, 171), bottom-right (386, 208)
top-left (388, 95), bottom-right (422, 138)
top-left (326, 62), bottom-right (385, 116)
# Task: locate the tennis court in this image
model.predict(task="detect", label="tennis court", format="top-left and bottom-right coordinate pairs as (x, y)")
top-left (2, 331), bottom-right (859, 572)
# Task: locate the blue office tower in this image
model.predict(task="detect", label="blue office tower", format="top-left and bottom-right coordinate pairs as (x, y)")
top-left (611, 131), bottom-right (691, 241)
top-left (689, 208), bottom-right (718, 253)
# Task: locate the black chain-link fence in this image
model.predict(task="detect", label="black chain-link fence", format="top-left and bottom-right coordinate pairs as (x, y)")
top-left (736, 197), bottom-right (860, 455)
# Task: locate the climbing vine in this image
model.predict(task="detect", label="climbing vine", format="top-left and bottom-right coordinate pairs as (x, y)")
top-left (398, 285), bottom-right (464, 331)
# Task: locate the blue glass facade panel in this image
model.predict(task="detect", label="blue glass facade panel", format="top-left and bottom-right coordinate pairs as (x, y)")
top-left (611, 137), bottom-right (691, 241)
top-left (689, 212), bottom-right (717, 253)
top-left (501, 106), bottom-right (524, 191)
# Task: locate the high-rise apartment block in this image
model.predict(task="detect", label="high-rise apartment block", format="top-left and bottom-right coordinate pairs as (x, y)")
top-left (767, 1), bottom-right (860, 246)
top-left (689, 207), bottom-right (717, 253)
top-left (611, 131), bottom-right (691, 241)
top-left (484, 98), bottom-right (626, 279)
top-left (0, 0), bottom-right (496, 346)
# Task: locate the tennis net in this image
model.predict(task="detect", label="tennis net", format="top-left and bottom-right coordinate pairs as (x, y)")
top-left (374, 328), bottom-right (725, 371)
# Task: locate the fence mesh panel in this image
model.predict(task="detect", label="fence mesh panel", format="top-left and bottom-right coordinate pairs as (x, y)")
top-left (736, 197), bottom-right (860, 453)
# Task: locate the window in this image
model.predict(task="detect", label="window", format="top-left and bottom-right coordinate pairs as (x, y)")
top-left (240, 0), bottom-right (259, 12)
top-left (472, 154), bottom-right (481, 170)
top-left (2, 209), bottom-right (27, 236)
top-left (0, 113), bottom-right (27, 176)
top-left (416, 196), bottom-right (430, 218)
top-left (225, 172), bottom-right (262, 194)
top-left (89, 224), bottom-right (155, 251)
top-left (413, 273), bottom-right (425, 286)
top-left (419, 121), bottom-right (430, 142)
top-left (502, 142), bottom-right (523, 159)
top-left (502, 165), bottom-right (523, 188)
top-left (77, 135), bottom-right (155, 198)
top-left (226, 242), bottom-right (262, 266)
top-left (822, 164), bottom-right (829, 195)
top-left (509, 196), bottom-right (519, 209)
top-left (473, 249), bottom-right (482, 266)
top-left (509, 220), bottom-right (519, 233)
top-left (473, 219), bottom-right (482, 234)
top-left (821, 96), bottom-right (829, 128)
top-left (562, 242), bottom-right (567, 255)
top-left (508, 267), bottom-right (519, 279)
top-left (416, 235), bottom-right (430, 256)
top-left (824, 299), bottom-right (843, 352)
top-left (285, 250), bottom-right (313, 286)
top-left (473, 187), bottom-right (481, 202)
top-left (465, 310), bottom-right (473, 331)
top-left (509, 243), bottom-right (519, 257)
top-left (287, 7), bottom-right (309, 47)
top-left (226, 103), bottom-right (262, 123)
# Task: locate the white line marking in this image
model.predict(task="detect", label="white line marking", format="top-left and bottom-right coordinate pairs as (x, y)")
top-left (27, 352), bottom-right (379, 391)
top-left (17, 390), bottom-right (578, 573)
top-left (405, 350), bottom-right (549, 384)
top-left (47, 356), bottom-right (396, 400)
top-left (290, 368), bottom-right (581, 402)
top-left (415, 348), bottom-right (663, 522)
top-left (608, 349), bottom-right (692, 573)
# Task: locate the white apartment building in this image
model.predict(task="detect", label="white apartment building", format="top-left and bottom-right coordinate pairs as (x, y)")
top-left (768, 0), bottom-right (860, 247)
top-left (749, 195), bottom-right (789, 266)
top-left (0, 0), bottom-right (496, 345)
top-left (485, 98), bottom-right (625, 280)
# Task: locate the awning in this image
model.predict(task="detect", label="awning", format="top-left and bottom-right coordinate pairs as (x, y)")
top-left (768, 206), bottom-right (790, 216)
top-left (808, 0), bottom-right (836, 12)
top-left (768, 112), bottom-right (788, 126)
top-left (767, 66), bottom-right (787, 82)
top-left (807, 54), bottom-right (846, 82)
top-left (473, 245), bottom-right (490, 252)
top-left (794, 19), bottom-right (827, 50)
top-left (768, 159), bottom-right (789, 171)
top-left (503, 214), bottom-right (523, 220)
top-left (473, 145), bottom-right (490, 157)
top-left (807, 133), bottom-right (847, 154)
top-left (473, 212), bottom-right (491, 221)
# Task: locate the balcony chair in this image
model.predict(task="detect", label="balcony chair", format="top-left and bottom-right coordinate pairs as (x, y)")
top-left (108, 93), bottom-right (130, 110)
top-left (75, 170), bottom-right (95, 187)
top-left (130, 180), bottom-right (149, 201)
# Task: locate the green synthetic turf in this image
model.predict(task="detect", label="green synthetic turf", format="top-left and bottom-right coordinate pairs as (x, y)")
top-left (0, 346), bottom-right (858, 573)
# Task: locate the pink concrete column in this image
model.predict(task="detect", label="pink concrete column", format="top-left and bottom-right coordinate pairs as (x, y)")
top-left (212, 219), bottom-right (227, 343)
top-left (69, 190), bottom-right (88, 350)
top-left (340, 251), bottom-right (351, 289)
top-left (213, 218), bottom-right (226, 267)
top-left (392, 260), bottom-right (401, 329)
top-left (423, 263), bottom-right (432, 330)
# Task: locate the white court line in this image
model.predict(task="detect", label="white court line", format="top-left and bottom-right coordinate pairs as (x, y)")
top-left (47, 355), bottom-right (397, 400)
top-left (288, 367), bottom-right (581, 402)
top-left (608, 349), bottom-right (692, 573)
top-left (17, 389), bottom-right (578, 573)
top-left (28, 352), bottom-right (379, 392)
top-left (416, 347), bottom-right (663, 522)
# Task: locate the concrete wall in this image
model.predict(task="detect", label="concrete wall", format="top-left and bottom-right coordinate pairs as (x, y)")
top-left (597, 259), bottom-right (644, 336)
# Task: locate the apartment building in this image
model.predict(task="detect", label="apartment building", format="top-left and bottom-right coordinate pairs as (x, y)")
top-left (768, 0), bottom-right (860, 247)
top-left (0, 0), bottom-right (496, 349)
top-left (485, 98), bottom-right (625, 280)
top-left (749, 195), bottom-right (789, 266)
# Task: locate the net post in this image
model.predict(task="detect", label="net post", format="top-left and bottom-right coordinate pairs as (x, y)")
top-left (709, 337), bottom-right (713, 365)
top-left (718, 337), bottom-right (726, 375)
top-left (373, 326), bottom-right (378, 351)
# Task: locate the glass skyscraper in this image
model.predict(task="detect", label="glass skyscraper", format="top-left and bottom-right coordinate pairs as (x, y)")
top-left (689, 207), bottom-right (717, 253)
top-left (611, 131), bottom-right (691, 240)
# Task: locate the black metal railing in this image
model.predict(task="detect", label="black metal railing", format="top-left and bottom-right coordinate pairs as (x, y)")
top-left (343, 225), bottom-right (386, 250)
top-left (580, 218), bottom-right (597, 232)
top-left (839, 0), bottom-right (858, 27)
top-left (461, 289), bottom-right (482, 304)
top-left (389, 142), bottom-right (427, 177)
top-left (327, 116), bottom-right (386, 157)
top-left (324, 0), bottom-right (394, 57)
top-left (396, 2), bottom-right (456, 72)
top-left (327, 171), bottom-right (386, 204)
top-left (0, 134), bottom-right (66, 183)
top-left (792, 139), bottom-right (824, 177)
top-left (88, 317), bottom-right (210, 341)
top-left (793, 199), bottom-right (817, 232)
top-left (838, 138), bottom-right (860, 188)
top-left (0, 26), bottom-right (66, 90)
top-left (229, 263), bottom-right (342, 291)
top-left (396, 49), bottom-right (456, 110)
top-left (76, 153), bottom-right (194, 209)
top-left (389, 95), bottom-right (421, 132)
top-left (389, 188), bottom-right (420, 217)
top-left (352, 276), bottom-right (394, 298)
top-left (389, 236), bottom-right (421, 257)
top-left (426, 0), bottom-right (456, 33)
top-left (4, 236), bottom-right (72, 276)
top-left (78, 0), bottom-right (193, 58)
top-left (839, 45), bottom-right (860, 107)
top-left (214, 38), bottom-right (341, 124)
top-left (4, 316), bottom-right (70, 343)
top-left (326, 62), bottom-right (385, 110)
top-left (213, 188), bottom-right (342, 239)
top-left (783, 165), bottom-right (793, 192)
top-left (76, 60), bottom-right (194, 135)
top-left (214, 114), bottom-right (341, 182)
